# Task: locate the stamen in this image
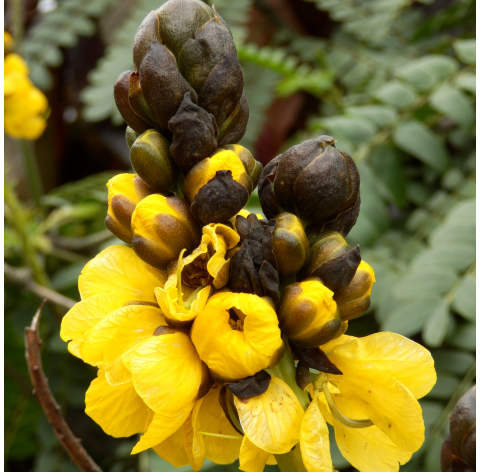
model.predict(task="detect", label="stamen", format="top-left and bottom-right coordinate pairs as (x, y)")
top-left (177, 249), bottom-right (187, 307)
top-left (318, 375), bottom-right (373, 429)
top-left (197, 431), bottom-right (241, 440)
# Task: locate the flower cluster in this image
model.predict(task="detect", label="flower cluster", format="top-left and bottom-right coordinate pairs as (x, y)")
top-left (4, 32), bottom-right (48, 140)
top-left (60, 1), bottom-right (436, 471)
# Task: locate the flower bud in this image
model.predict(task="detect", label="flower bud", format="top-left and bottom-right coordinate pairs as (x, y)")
top-left (278, 278), bottom-right (341, 348)
top-left (220, 144), bottom-right (262, 190)
top-left (217, 93), bottom-right (249, 147)
top-left (131, 194), bottom-right (201, 269)
top-left (447, 386), bottom-right (476, 470)
top-left (258, 136), bottom-right (361, 236)
top-left (183, 148), bottom-right (253, 225)
top-left (126, 126), bottom-right (139, 148)
top-left (334, 261), bottom-right (375, 321)
top-left (299, 231), bottom-right (361, 292)
top-left (105, 173), bottom-right (156, 244)
top-left (129, 129), bottom-right (179, 193)
top-left (271, 212), bottom-right (309, 280)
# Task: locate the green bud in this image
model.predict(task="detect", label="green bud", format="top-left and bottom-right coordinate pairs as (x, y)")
top-left (299, 231), bottom-right (361, 292)
top-left (130, 129), bottom-right (179, 193)
top-left (126, 127), bottom-right (139, 149)
top-left (271, 212), bottom-right (309, 280)
top-left (258, 136), bottom-right (360, 236)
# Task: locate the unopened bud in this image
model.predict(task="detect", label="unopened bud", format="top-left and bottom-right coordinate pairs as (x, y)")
top-left (334, 261), bottom-right (375, 321)
top-left (278, 278), bottom-right (341, 348)
top-left (258, 136), bottom-right (360, 236)
top-left (129, 129), bottom-right (179, 194)
top-left (221, 144), bottom-right (262, 190)
top-left (131, 194), bottom-right (201, 269)
top-left (299, 231), bottom-right (361, 292)
top-left (126, 126), bottom-right (139, 148)
top-left (271, 212), bottom-right (309, 280)
top-left (105, 173), bottom-right (156, 244)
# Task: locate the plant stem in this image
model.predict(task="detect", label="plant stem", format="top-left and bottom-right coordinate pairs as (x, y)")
top-left (9, 0), bottom-right (24, 49)
top-left (268, 338), bottom-right (310, 472)
top-left (21, 139), bottom-right (44, 208)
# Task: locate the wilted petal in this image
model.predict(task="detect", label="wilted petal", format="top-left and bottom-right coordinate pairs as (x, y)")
top-left (234, 377), bottom-right (304, 454)
top-left (78, 245), bottom-right (166, 301)
top-left (85, 369), bottom-right (149, 438)
top-left (239, 436), bottom-right (270, 472)
top-left (130, 333), bottom-right (203, 415)
top-left (198, 385), bottom-right (242, 464)
top-left (299, 395), bottom-right (332, 472)
top-left (328, 332), bottom-right (436, 399)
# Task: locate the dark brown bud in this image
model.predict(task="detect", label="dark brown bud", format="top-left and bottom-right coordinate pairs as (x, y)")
top-left (140, 41), bottom-right (198, 131)
top-left (133, 10), bottom-right (161, 71)
top-left (258, 136), bottom-right (361, 236)
top-left (299, 231), bottom-right (361, 292)
top-left (114, 71), bottom-right (151, 135)
top-left (168, 92), bottom-right (218, 175)
top-left (217, 93), bottom-right (249, 147)
top-left (128, 72), bottom-right (157, 127)
top-left (272, 212), bottom-right (309, 280)
top-left (129, 129), bottom-right (179, 193)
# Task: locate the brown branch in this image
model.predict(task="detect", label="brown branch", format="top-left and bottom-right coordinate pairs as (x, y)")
top-left (25, 300), bottom-right (103, 472)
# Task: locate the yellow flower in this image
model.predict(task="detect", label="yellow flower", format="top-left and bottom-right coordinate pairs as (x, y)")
top-left (306, 332), bottom-right (436, 472)
top-left (105, 173), bottom-right (156, 244)
top-left (4, 49), bottom-right (48, 139)
top-left (191, 292), bottom-right (284, 381)
top-left (278, 278), bottom-right (341, 348)
top-left (155, 223), bottom-right (239, 326)
top-left (131, 194), bottom-right (201, 269)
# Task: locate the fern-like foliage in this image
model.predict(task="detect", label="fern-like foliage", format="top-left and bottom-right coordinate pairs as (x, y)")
top-left (23, 0), bottom-right (117, 90)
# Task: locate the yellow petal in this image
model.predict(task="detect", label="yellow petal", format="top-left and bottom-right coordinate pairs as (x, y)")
top-left (78, 245), bottom-right (166, 301)
top-left (320, 334), bottom-right (356, 354)
top-left (322, 393), bottom-right (412, 472)
top-left (130, 333), bottom-right (203, 415)
top-left (85, 369), bottom-right (149, 438)
top-left (107, 173), bottom-right (139, 212)
top-left (239, 436), bottom-right (270, 472)
top-left (198, 385), bottom-right (242, 464)
top-left (300, 395), bottom-right (332, 472)
top-left (60, 293), bottom-right (133, 358)
top-left (132, 407), bottom-right (192, 454)
top-left (103, 306), bottom-right (166, 385)
top-left (182, 399), bottom-right (206, 471)
top-left (266, 455), bottom-right (277, 465)
top-left (328, 332), bottom-right (436, 399)
top-left (234, 377), bottom-right (304, 454)
top-left (333, 372), bottom-right (425, 452)
top-left (153, 426), bottom-right (189, 468)
top-left (80, 305), bottom-right (164, 366)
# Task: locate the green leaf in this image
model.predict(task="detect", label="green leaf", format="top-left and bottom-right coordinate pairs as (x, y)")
top-left (430, 223), bottom-right (475, 247)
top-left (447, 322), bottom-right (476, 351)
top-left (346, 105), bottom-right (398, 127)
top-left (381, 297), bottom-right (443, 336)
top-left (419, 400), bottom-right (443, 429)
top-left (393, 268), bottom-right (457, 300)
top-left (426, 372), bottom-right (459, 399)
top-left (375, 81), bottom-right (418, 109)
top-left (411, 244), bottom-right (475, 271)
top-left (455, 73), bottom-right (476, 94)
top-left (422, 300), bottom-right (450, 347)
top-left (451, 274), bottom-right (475, 321)
top-left (445, 199), bottom-right (475, 225)
top-left (429, 84), bottom-right (474, 128)
top-left (393, 120), bottom-right (450, 173)
top-left (453, 39), bottom-right (476, 65)
top-left (315, 116), bottom-right (377, 143)
top-left (431, 349), bottom-right (475, 375)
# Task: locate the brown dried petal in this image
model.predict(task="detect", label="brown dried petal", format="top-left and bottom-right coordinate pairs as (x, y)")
top-left (295, 361), bottom-right (312, 391)
top-left (226, 370), bottom-right (271, 400)
top-left (258, 155), bottom-right (281, 220)
top-left (259, 260), bottom-right (280, 308)
top-left (219, 386), bottom-right (244, 435)
top-left (168, 92), bottom-right (218, 176)
top-left (114, 71), bottom-right (151, 135)
top-left (310, 245), bottom-right (361, 292)
top-left (140, 41), bottom-right (198, 131)
top-left (190, 169), bottom-right (249, 225)
top-left (198, 47), bottom-right (244, 128)
top-left (290, 344), bottom-right (342, 375)
top-left (128, 72), bottom-right (157, 127)
top-left (228, 240), bottom-right (263, 296)
top-left (217, 93), bottom-right (249, 147)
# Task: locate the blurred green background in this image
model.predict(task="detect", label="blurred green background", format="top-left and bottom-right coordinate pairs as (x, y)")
top-left (4, 0), bottom-right (475, 471)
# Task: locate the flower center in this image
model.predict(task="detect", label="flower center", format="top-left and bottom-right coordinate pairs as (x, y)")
top-left (181, 252), bottom-right (213, 287)
top-left (228, 307), bottom-right (245, 331)
top-left (176, 249), bottom-right (205, 309)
